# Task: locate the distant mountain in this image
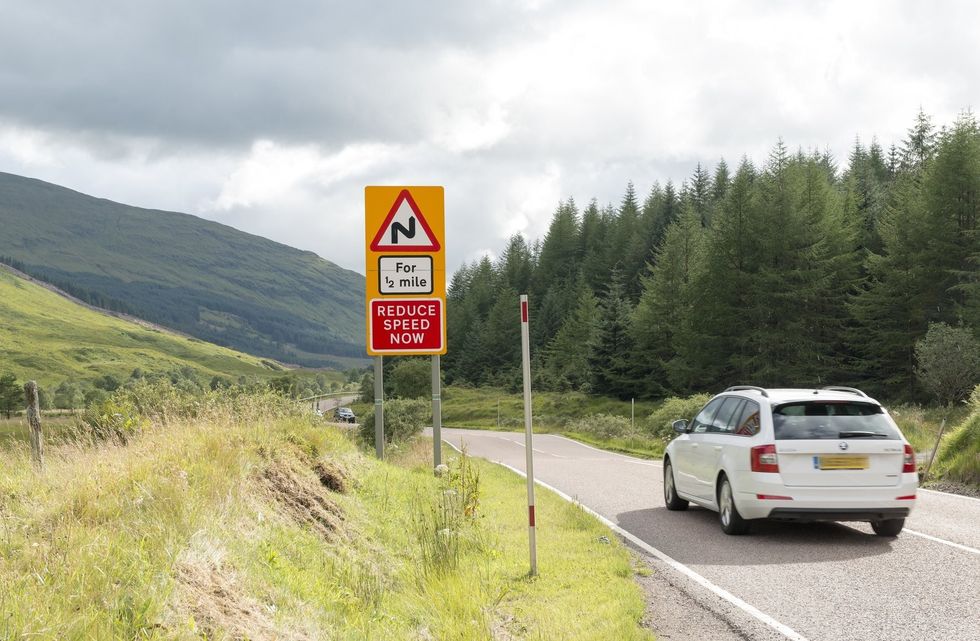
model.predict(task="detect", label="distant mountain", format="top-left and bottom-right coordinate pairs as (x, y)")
top-left (0, 265), bottom-right (284, 389)
top-left (0, 172), bottom-right (364, 367)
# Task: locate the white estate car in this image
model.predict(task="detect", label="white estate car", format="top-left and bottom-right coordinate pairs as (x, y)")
top-left (663, 386), bottom-right (917, 536)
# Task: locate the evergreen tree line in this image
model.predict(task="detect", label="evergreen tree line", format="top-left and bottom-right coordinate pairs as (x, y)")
top-left (442, 111), bottom-right (980, 401)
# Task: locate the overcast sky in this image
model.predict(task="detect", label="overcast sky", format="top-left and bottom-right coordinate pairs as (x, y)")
top-left (0, 0), bottom-right (976, 275)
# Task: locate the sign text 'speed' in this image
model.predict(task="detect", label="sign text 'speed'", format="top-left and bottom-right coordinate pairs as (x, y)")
top-left (382, 318), bottom-right (431, 331)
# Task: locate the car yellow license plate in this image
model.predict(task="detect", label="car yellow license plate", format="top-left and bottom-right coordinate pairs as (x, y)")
top-left (817, 455), bottom-right (869, 470)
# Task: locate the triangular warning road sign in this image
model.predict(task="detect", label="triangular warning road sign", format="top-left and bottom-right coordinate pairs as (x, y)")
top-left (370, 189), bottom-right (441, 252)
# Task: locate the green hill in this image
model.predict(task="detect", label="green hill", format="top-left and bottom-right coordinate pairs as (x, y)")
top-left (0, 171), bottom-right (364, 367)
top-left (0, 266), bottom-right (285, 389)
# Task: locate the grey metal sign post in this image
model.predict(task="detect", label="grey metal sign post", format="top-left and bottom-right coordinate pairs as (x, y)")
top-left (432, 354), bottom-right (442, 466)
top-left (374, 356), bottom-right (384, 458)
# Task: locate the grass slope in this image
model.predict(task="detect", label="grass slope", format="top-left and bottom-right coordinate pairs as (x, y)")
top-left (0, 171), bottom-right (364, 367)
top-left (0, 267), bottom-right (282, 388)
top-left (0, 394), bottom-right (653, 640)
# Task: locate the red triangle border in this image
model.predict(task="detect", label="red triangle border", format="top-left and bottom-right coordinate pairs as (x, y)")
top-left (370, 189), bottom-right (441, 252)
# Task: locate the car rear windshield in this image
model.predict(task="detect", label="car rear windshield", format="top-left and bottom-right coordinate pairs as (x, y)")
top-left (772, 401), bottom-right (902, 440)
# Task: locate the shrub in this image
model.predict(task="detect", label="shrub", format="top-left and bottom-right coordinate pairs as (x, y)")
top-left (390, 359), bottom-right (432, 399)
top-left (80, 397), bottom-right (149, 444)
top-left (915, 323), bottom-right (980, 405)
top-left (645, 394), bottom-right (712, 440)
top-left (360, 398), bottom-right (430, 445)
top-left (359, 373), bottom-right (374, 403)
top-left (566, 413), bottom-right (634, 440)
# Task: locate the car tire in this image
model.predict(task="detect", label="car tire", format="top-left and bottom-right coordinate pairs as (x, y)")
top-left (870, 518), bottom-right (905, 537)
top-left (664, 460), bottom-right (689, 511)
top-left (718, 475), bottom-right (750, 535)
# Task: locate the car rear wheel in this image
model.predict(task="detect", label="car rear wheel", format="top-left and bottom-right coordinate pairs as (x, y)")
top-left (718, 476), bottom-right (749, 535)
top-left (664, 461), bottom-right (689, 511)
top-left (870, 517), bottom-right (905, 537)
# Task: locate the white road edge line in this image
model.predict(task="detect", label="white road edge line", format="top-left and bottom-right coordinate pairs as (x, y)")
top-left (441, 439), bottom-right (810, 641)
top-left (919, 488), bottom-right (980, 503)
top-left (904, 529), bottom-right (980, 555)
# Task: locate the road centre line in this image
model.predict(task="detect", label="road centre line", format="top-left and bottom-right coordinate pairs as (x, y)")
top-left (904, 529), bottom-right (980, 555)
top-left (485, 434), bottom-right (566, 458)
top-left (441, 438), bottom-right (811, 641)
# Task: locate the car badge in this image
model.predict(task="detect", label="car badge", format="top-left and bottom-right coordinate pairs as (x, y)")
top-left (838, 441), bottom-right (849, 451)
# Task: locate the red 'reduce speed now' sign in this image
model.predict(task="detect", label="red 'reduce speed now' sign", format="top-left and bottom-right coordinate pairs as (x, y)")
top-left (369, 298), bottom-right (443, 352)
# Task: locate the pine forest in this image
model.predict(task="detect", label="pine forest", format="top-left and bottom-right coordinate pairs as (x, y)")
top-left (443, 111), bottom-right (980, 402)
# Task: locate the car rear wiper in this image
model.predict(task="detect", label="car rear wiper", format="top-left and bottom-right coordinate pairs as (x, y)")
top-left (838, 431), bottom-right (888, 438)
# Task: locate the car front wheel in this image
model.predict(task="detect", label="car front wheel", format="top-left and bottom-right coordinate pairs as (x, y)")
top-left (870, 518), bottom-right (905, 537)
top-left (718, 475), bottom-right (749, 535)
top-left (664, 461), bottom-right (689, 511)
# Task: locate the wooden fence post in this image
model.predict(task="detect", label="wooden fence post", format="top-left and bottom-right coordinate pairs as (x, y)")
top-left (24, 381), bottom-right (43, 470)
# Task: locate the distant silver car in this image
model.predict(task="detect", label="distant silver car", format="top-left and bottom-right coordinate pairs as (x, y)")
top-left (663, 386), bottom-right (917, 536)
top-left (334, 407), bottom-right (356, 423)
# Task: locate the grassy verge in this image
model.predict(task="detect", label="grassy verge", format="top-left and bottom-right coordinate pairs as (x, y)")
top-left (889, 403), bottom-right (972, 455)
top-left (0, 390), bottom-right (653, 640)
top-left (926, 396), bottom-right (980, 488)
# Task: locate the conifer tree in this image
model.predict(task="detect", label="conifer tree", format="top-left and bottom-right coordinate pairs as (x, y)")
top-left (545, 277), bottom-right (599, 390)
top-left (533, 200), bottom-right (581, 301)
top-left (673, 159), bottom-right (760, 389)
top-left (689, 163), bottom-right (712, 226)
top-left (635, 200), bottom-right (707, 394)
top-left (900, 109), bottom-right (938, 172)
top-left (607, 182), bottom-right (646, 300)
top-left (498, 234), bottom-right (534, 294)
top-left (588, 270), bottom-right (638, 398)
top-left (474, 286), bottom-right (522, 385)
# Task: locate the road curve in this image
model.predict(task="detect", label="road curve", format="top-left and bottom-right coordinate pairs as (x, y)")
top-left (316, 394), bottom-right (359, 413)
top-left (435, 427), bottom-right (980, 641)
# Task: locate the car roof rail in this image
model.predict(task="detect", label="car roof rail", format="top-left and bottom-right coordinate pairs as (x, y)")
top-left (724, 385), bottom-right (769, 398)
top-left (821, 386), bottom-right (868, 397)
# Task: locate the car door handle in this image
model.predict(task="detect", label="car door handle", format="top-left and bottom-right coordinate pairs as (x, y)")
top-left (691, 443), bottom-right (699, 449)
top-left (713, 446), bottom-right (722, 451)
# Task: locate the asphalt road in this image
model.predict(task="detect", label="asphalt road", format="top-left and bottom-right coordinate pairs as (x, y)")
top-left (315, 394), bottom-right (359, 414)
top-left (436, 427), bottom-right (980, 641)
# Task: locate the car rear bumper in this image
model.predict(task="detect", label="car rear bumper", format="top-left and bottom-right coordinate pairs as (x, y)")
top-left (733, 471), bottom-right (918, 520)
top-left (766, 507), bottom-right (910, 521)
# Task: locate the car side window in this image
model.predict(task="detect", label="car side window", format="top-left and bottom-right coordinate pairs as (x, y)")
top-left (691, 398), bottom-right (724, 434)
top-left (711, 398), bottom-right (747, 434)
top-left (733, 400), bottom-right (761, 436)
top-left (708, 397), bottom-right (743, 433)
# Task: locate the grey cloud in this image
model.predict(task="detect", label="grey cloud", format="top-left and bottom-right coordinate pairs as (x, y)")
top-left (0, 0), bottom-right (551, 149)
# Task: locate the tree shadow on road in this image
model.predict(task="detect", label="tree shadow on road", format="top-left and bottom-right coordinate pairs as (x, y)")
top-left (617, 506), bottom-right (896, 565)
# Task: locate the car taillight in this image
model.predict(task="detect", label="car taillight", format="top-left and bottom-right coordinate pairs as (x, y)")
top-left (751, 444), bottom-right (779, 473)
top-left (903, 444), bottom-right (916, 473)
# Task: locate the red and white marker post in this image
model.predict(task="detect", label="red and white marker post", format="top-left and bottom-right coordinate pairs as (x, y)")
top-left (519, 294), bottom-right (537, 576)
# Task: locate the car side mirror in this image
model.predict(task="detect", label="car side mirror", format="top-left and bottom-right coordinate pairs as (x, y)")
top-left (672, 419), bottom-right (688, 434)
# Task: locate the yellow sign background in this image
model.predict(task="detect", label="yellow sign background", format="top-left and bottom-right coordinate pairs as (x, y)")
top-left (364, 186), bottom-right (446, 355)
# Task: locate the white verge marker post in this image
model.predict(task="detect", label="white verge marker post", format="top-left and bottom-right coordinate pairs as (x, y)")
top-left (519, 294), bottom-right (537, 576)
